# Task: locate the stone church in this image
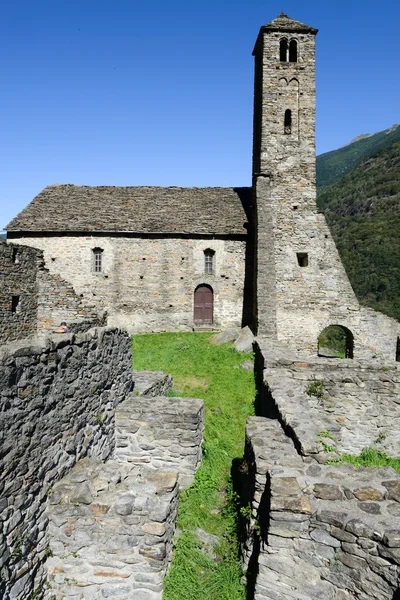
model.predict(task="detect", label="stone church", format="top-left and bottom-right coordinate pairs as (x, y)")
top-left (5, 13), bottom-right (400, 361)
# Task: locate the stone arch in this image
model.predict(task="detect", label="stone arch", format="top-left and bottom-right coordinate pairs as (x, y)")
top-left (279, 77), bottom-right (288, 87)
top-left (193, 284), bottom-right (213, 324)
top-left (318, 325), bottom-right (354, 359)
top-left (288, 78), bottom-right (299, 89)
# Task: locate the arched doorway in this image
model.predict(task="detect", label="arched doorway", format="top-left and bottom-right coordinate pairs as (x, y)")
top-left (318, 325), bottom-right (354, 359)
top-left (194, 285), bottom-right (213, 324)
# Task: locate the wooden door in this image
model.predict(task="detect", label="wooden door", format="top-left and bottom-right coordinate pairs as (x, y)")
top-left (194, 285), bottom-right (213, 323)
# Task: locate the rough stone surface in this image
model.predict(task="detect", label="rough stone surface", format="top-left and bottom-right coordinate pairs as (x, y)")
top-left (235, 326), bottom-right (255, 353)
top-left (242, 417), bottom-right (400, 600)
top-left (0, 239), bottom-right (103, 343)
top-left (115, 394), bottom-right (204, 489)
top-left (0, 327), bottom-right (132, 599)
top-left (131, 370), bottom-right (173, 397)
top-left (257, 339), bottom-right (400, 458)
top-left (46, 459), bottom-right (179, 600)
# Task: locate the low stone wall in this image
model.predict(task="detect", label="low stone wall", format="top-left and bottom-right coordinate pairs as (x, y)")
top-left (46, 458), bottom-right (179, 599)
top-left (116, 394), bottom-right (204, 488)
top-left (243, 417), bottom-right (400, 600)
top-left (0, 327), bottom-right (132, 599)
top-left (256, 338), bottom-right (400, 459)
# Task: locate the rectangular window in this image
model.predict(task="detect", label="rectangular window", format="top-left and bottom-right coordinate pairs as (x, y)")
top-left (204, 251), bottom-right (214, 274)
top-left (92, 248), bottom-right (103, 273)
top-left (297, 252), bottom-right (309, 267)
top-left (11, 295), bottom-right (20, 313)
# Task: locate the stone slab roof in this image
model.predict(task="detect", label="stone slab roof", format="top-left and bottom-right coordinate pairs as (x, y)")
top-left (262, 12), bottom-right (318, 34)
top-left (6, 185), bottom-right (252, 236)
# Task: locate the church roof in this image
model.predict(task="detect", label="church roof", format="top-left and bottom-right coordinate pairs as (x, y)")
top-left (6, 185), bottom-right (252, 237)
top-left (261, 12), bottom-right (318, 34)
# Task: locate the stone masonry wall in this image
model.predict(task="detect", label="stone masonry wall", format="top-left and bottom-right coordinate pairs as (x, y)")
top-left (46, 459), bottom-right (180, 600)
top-left (115, 394), bottom-right (204, 489)
top-left (256, 338), bottom-right (400, 460)
top-left (0, 327), bottom-right (132, 599)
top-left (243, 417), bottom-right (400, 600)
top-left (0, 240), bottom-right (103, 343)
top-left (0, 240), bottom-right (42, 342)
top-left (12, 235), bottom-right (247, 332)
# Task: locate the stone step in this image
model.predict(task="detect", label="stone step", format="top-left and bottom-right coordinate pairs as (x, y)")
top-left (132, 370), bottom-right (173, 397)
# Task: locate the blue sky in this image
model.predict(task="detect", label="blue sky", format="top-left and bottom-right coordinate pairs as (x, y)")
top-left (1, 0), bottom-right (399, 230)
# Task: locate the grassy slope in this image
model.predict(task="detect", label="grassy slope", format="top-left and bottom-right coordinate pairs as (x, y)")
top-left (131, 332), bottom-right (255, 600)
top-left (317, 142), bottom-right (400, 320)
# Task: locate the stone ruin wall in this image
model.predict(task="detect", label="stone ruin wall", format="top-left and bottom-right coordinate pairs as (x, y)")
top-left (0, 240), bottom-right (103, 344)
top-left (0, 327), bottom-right (132, 599)
top-left (256, 339), bottom-right (400, 459)
top-left (240, 340), bottom-right (400, 599)
top-left (46, 394), bottom-right (204, 599)
top-left (11, 235), bottom-right (247, 333)
top-left (0, 241), bottom-right (41, 342)
top-left (255, 177), bottom-right (400, 363)
top-left (242, 418), bottom-right (400, 600)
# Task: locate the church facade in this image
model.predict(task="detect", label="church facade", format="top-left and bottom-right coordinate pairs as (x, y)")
top-left (6, 13), bottom-right (400, 361)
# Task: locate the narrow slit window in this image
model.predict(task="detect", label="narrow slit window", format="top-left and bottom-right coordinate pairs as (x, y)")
top-left (279, 38), bottom-right (288, 62)
top-left (92, 248), bottom-right (103, 273)
top-left (204, 249), bottom-right (215, 274)
top-left (284, 109), bottom-right (292, 134)
top-left (297, 253), bottom-right (308, 267)
top-left (289, 39), bottom-right (298, 62)
top-left (396, 337), bottom-right (400, 362)
top-left (11, 295), bottom-right (20, 313)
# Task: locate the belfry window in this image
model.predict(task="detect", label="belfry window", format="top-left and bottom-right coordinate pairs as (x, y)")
top-left (92, 248), bottom-right (103, 273)
top-left (279, 38), bottom-right (288, 62)
top-left (204, 249), bottom-right (215, 275)
top-left (284, 110), bottom-right (292, 134)
top-left (289, 39), bottom-right (298, 62)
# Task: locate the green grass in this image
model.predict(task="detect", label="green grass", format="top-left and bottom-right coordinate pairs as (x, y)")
top-left (131, 332), bottom-right (255, 600)
top-left (328, 447), bottom-right (400, 473)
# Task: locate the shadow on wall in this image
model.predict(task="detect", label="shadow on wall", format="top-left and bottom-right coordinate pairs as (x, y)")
top-left (318, 324), bottom-right (354, 359)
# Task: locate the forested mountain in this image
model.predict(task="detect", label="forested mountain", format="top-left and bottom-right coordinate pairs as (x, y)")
top-left (317, 123), bottom-right (400, 188)
top-left (316, 124), bottom-right (400, 320)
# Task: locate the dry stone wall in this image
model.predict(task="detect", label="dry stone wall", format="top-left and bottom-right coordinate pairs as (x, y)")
top-left (0, 327), bottom-right (132, 599)
top-left (243, 417), bottom-right (400, 600)
top-left (45, 375), bottom-right (204, 599)
top-left (116, 394), bottom-right (204, 489)
top-left (0, 240), bottom-right (42, 342)
top-left (0, 240), bottom-right (102, 343)
top-left (46, 459), bottom-right (179, 600)
top-left (12, 235), bottom-right (247, 332)
top-left (256, 338), bottom-right (400, 459)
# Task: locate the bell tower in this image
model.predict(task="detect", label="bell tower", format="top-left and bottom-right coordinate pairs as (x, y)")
top-left (252, 13), bottom-right (319, 337)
